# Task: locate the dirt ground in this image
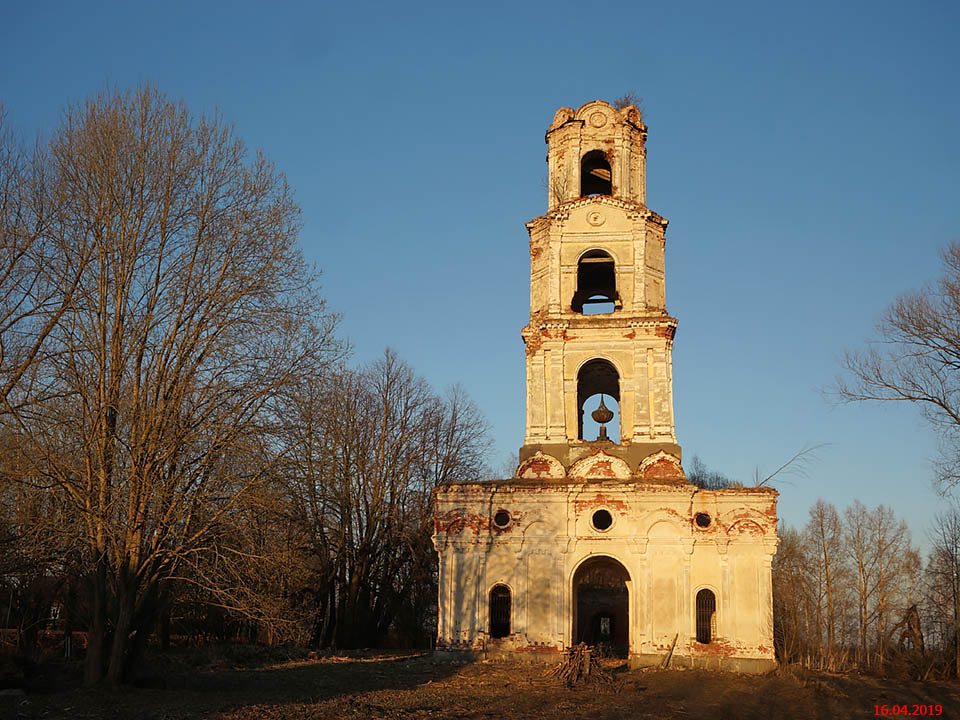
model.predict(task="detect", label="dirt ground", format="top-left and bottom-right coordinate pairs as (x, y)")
top-left (5, 649), bottom-right (960, 720)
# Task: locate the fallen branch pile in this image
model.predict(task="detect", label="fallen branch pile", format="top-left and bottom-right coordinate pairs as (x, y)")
top-left (546, 643), bottom-right (622, 692)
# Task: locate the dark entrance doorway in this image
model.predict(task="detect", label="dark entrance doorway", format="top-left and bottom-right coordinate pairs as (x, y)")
top-left (573, 556), bottom-right (629, 657)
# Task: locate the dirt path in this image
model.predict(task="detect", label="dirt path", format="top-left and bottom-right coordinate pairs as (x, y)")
top-left (7, 653), bottom-right (960, 720)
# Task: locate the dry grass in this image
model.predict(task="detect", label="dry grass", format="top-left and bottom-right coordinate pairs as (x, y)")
top-left (5, 649), bottom-right (960, 720)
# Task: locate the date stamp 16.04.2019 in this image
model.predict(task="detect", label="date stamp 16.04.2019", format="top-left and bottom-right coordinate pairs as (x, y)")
top-left (873, 705), bottom-right (942, 716)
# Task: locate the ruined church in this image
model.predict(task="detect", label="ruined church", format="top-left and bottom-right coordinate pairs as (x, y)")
top-left (433, 100), bottom-right (778, 671)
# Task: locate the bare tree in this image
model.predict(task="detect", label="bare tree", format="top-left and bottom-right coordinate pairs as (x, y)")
top-left (611, 92), bottom-right (643, 112)
top-left (774, 499), bottom-right (919, 672)
top-left (0, 107), bottom-right (91, 414)
top-left (277, 350), bottom-right (489, 649)
top-left (842, 500), bottom-right (916, 667)
top-left (837, 241), bottom-right (960, 493)
top-left (806, 499), bottom-right (844, 656)
top-left (686, 455), bottom-right (738, 489)
top-left (772, 525), bottom-right (814, 663)
top-left (7, 86), bottom-right (341, 684)
top-left (928, 509), bottom-right (960, 677)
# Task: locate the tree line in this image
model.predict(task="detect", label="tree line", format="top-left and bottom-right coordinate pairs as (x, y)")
top-left (0, 87), bottom-right (489, 685)
top-left (774, 498), bottom-right (960, 678)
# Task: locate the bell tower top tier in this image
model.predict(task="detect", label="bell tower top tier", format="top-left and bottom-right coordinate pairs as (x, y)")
top-left (518, 100), bottom-right (684, 483)
top-left (545, 100), bottom-right (647, 210)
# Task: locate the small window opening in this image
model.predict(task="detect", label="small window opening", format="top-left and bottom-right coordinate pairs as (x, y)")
top-left (696, 589), bottom-right (717, 644)
top-left (493, 510), bottom-right (511, 529)
top-left (580, 150), bottom-right (612, 196)
top-left (578, 359), bottom-right (620, 442)
top-left (592, 509), bottom-right (613, 531)
top-left (490, 585), bottom-right (511, 638)
top-left (572, 250), bottom-right (617, 315)
top-left (695, 513), bottom-right (711, 529)
top-left (599, 615), bottom-right (612, 638)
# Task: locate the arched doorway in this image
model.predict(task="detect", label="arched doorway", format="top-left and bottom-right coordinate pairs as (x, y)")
top-left (572, 556), bottom-right (630, 657)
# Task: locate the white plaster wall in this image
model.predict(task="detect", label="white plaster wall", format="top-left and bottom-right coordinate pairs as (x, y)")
top-left (433, 481), bottom-right (778, 669)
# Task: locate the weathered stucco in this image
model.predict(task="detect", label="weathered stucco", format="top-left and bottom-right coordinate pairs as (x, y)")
top-left (433, 99), bottom-right (778, 673)
top-left (434, 480), bottom-right (778, 671)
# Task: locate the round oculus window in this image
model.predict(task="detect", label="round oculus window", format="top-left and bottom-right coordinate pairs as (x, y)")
top-left (493, 510), bottom-right (511, 528)
top-left (695, 512), bottom-right (712, 529)
top-left (591, 509), bottom-right (613, 531)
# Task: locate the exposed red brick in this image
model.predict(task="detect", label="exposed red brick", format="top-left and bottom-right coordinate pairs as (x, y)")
top-left (513, 644), bottom-right (563, 653)
top-left (690, 638), bottom-right (738, 657)
top-left (727, 520), bottom-right (765, 536)
top-left (574, 492), bottom-right (629, 514)
top-left (435, 506), bottom-right (528, 536)
top-left (520, 458), bottom-right (554, 478)
top-left (637, 456), bottom-right (685, 482)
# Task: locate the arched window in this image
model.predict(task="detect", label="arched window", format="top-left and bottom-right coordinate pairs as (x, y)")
top-left (577, 359), bottom-right (620, 442)
top-left (696, 589), bottom-right (717, 644)
top-left (572, 250), bottom-right (617, 314)
top-left (489, 585), bottom-right (511, 638)
top-left (580, 150), bottom-right (612, 196)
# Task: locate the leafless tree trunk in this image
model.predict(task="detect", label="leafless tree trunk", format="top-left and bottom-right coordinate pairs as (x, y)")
top-left (807, 499), bottom-right (843, 656)
top-left (844, 500), bottom-right (873, 664)
top-left (7, 86), bottom-right (341, 685)
top-left (772, 525), bottom-right (812, 663)
top-left (929, 510), bottom-right (960, 678)
top-left (867, 506), bottom-right (915, 666)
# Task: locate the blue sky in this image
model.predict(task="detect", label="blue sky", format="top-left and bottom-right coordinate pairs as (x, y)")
top-left (3, 0), bottom-right (959, 546)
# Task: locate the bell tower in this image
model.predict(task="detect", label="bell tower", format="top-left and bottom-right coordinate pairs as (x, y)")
top-left (518, 100), bottom-right (681, 477)
top-left (433, 100), bottom-right (778, 673)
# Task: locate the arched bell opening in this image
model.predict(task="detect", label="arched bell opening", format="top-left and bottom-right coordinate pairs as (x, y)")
top-left (577, 359), bottom-right (620, 442)
top-left (572, 556), bottom-right (630, 657)
top-left (580, 150), bottom-right (612, 197)
top-left (572, 250), bottom-right (618, 315)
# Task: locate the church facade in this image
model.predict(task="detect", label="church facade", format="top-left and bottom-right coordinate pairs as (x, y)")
top-left (433, 100), bottom-right (778, 672)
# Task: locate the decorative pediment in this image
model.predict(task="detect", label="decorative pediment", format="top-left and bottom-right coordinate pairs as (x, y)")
top-left (636, 450), bottom-right (686, 483)
top-left (516, 451), bottom-right (565, 480)
top-left (568, 451), bottom-right (631, 480)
